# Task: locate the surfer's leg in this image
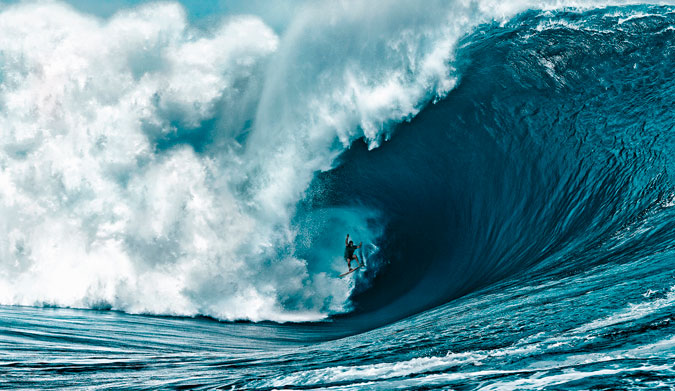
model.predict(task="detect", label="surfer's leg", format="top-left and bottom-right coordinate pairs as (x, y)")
top-left (351, 256), bottom-right (358, 270)
top-left (353, 255), bottom-right (360, 267)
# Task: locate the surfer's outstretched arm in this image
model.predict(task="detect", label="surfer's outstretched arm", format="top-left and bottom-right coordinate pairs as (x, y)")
top-left (346, 234), bottom-right (350, 246)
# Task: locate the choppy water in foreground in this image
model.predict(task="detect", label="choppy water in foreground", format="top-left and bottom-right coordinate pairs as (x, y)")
top-left (3, 248), bottom-right (675, 390)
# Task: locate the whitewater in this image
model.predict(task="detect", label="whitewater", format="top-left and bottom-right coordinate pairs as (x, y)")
top-left (3, 0), bottom-right (675, 389)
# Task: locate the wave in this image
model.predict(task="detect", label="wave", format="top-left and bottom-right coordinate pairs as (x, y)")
top-left (1, 0), bottom-right (675, 324)
top-left (0, 0), bottom-right (464, 321)
top-left (330, 4), bottom-right (675, 325)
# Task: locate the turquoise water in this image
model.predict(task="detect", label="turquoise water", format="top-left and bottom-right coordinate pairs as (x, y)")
top-left (3, 250), bottom-right (675, 389)
top-left (3, 2), bottom-right (675, 389)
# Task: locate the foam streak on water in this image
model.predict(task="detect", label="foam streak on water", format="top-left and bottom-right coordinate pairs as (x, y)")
top-left (2, 250), bottom-right (675, 389)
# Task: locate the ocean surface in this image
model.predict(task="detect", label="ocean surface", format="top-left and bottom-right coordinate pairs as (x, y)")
top-left (2, 1), bottom-right (675, 389)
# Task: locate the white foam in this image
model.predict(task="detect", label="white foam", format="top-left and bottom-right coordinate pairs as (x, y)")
top-left (477, 365), bottom-right (671, 391)
top-left (270, 351), bottom-right (486, 387)
top-left (571, 285), bottom-right (675, 335)
top-left (269, 330), bottom-right (675, 389)
top-left (0, 2), bottom-right (294, 321)
top-left (269, 346), bottom-right (670, 390)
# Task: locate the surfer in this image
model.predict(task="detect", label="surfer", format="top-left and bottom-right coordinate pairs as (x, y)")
top-left (344, 234), bottom-right (363, 271)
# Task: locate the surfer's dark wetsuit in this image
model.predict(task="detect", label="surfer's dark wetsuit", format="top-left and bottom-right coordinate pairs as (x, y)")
top-left (344, 234), bottom-right (362, 270)
top-left (344, 244), bottom-right (358, 260)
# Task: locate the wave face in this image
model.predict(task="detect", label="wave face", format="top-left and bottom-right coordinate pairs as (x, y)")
top-left (315, 4), bottom-right (675, 326)
top-left (1, 0), bottom-right (675, 329)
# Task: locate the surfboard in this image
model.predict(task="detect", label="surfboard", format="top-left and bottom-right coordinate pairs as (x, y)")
top-left (339, 265), bottom-right (363, 277)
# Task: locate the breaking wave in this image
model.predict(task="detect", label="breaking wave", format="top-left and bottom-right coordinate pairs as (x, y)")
top-left (1, 0), bottom-right (675, 326)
